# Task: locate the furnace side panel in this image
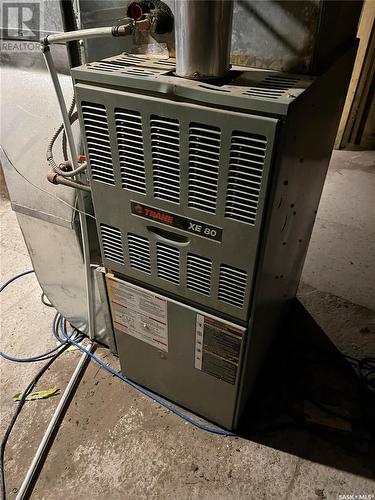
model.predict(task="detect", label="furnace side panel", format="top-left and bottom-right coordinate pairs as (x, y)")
top-left (234, 44), bottom-right (358, 426)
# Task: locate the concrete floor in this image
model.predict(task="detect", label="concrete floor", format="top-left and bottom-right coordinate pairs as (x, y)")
top-left (1, 150), bottom-right (375, 499)
top-left (302, 150), bottom-right (375, 312)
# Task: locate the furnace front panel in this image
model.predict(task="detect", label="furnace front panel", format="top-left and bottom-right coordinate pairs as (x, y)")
top-left (76, 85), bottom-right (279, 322)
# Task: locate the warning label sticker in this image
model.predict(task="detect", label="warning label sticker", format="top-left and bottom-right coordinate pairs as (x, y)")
top-left (195, 314), bottom-right (245, 384)
top-left (107, 277), bottom-right (168, 352)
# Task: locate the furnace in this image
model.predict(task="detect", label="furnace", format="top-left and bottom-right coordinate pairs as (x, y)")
top-left (72, 43), bottom-right (355, 429)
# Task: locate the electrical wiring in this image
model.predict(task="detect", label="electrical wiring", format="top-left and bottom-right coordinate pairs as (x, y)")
top-left (0, 270), bottom-right (34, 293)
top-left (0, 315), bottom-right (84, 363)
top-left (282, 344), bottom-right (375, 427)
top-left (0, 146), bottom-right (95, 221)
top-left (47, 112), bottom-right (88, 179)
top-left (0, 271), bottom-right (81, 363)
top-left (46, 96), bottom-right (87, 178)
top-left (0, 271), bottom-right (60, 362)
top-left (47, 96), bottom-right (75, 167)
top-left (52, 313), bottom-right (68, 344)
top-left (0, 324), bottom-right (82, 363)
top-left (55, 314), bottom-right (236, 437)
top-left (0, 344), bottom-right (70, 500)
top-left (0, 344), bottom-right (68, 364)
top-left (344, 355), bottom-right (375, 391)
top-left (290, 342), bottom-right (375, 395)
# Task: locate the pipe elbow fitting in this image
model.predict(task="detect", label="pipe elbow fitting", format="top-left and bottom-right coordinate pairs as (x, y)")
top-left (112, 21), bottom-right (135, 37)
top-left (47, 171), bottom-right (59, 185)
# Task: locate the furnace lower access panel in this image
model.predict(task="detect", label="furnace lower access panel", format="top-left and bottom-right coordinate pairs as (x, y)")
top-left (106, 274), bottom-right (246, 428)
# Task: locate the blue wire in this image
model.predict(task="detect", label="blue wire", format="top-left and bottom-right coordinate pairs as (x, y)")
top-left (0, 269), bottom-right (64, 363)
top-left (0, 345), bottom-right (66, 363)
top-left (0, 269), bottom-right (34, 293)
top-left (0, 316), bottom-right (82, 363)
top-left (0, 272), bottom-right (80, 363)
top-left (56, 314), bottom-right (235, 436)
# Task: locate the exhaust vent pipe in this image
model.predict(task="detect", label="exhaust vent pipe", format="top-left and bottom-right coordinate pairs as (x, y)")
top-left (175, 0), bottom-right (233, 81)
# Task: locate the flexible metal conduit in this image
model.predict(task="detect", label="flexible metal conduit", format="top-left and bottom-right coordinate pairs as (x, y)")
top-left (46, 103), bottom-right (88, 178)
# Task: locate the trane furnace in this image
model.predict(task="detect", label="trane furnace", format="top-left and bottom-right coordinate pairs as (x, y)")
top-left (72, 44), bottom-right (355, 430)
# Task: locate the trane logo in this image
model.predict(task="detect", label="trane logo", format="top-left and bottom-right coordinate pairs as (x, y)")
top-left (134, 204), bottom-right (174, 224)
top-left (131, 201), bottom-right (223, 242)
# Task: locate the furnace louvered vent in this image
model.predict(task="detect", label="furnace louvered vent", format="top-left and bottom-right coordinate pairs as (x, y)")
top-left (261, 74), bottom-right (300, 89)
top-left (187, 254), bottom-right (212, 296)
top-left (188, 123), bottom-right (221, 214)
top-left (87, 64), bottom-right (158, 76)
top-left (156, 243), bottom-right (180, 285)
top-left (151, 116), bottom-right (180, 203)
top-left (82, 103), bottom-right (114, 185)
top-left (115, 109), bottom-right (146, 193)
top-left (218, 265), bottom-right (247, 308)
top-left (100, 224), bottom-right (124, 264)
top-left (91, 61), bottom-right (134, 71)
top-left (243, 75), bottom-right (300, 99)
top-left (88, 54), bottom-right (144, 70)
top-left (122, 68), bottom-right (159, 77)
top-left (153, 59), bottom-right (176, 67)
top-left (120, 54), bottom-right (150, 63)
top-left (225, 131), bottom-right (267, 225)
top-left (87, 54), bottom-right (154, 73)
top-left (244, 88), bottom-right (285, 99)
top-left (127, 234), bottom-right (151, 274)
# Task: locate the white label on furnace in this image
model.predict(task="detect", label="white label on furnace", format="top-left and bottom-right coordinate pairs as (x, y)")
top-left (195, 314), bottom-right (204, 370)
top-left (108, 278), bottom-right (168, 352)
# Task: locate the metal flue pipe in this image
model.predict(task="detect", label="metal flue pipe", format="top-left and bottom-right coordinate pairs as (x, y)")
top-left (175, 0), bottom-right (234, 80)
